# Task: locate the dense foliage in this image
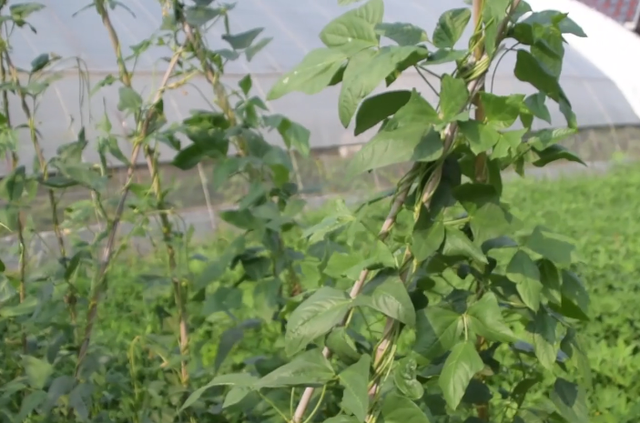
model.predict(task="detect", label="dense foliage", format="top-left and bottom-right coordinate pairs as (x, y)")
top-left (0, 0), bottom-right (605, 422)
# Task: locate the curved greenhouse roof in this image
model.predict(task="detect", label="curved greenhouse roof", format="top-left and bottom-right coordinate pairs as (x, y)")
top-left (3, 0), bottom-right (640, 176)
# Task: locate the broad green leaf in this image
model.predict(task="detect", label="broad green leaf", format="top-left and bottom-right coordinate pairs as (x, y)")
top-left (357, 276), bottom-right (416, 326)
top-left (184, 5), bottom-right (222, 26)
top-left (382, 393), bottom-right (433, 423)
top-left (478, 93), bottom-right (522, 127)
top-left (222, 385), bottom-right (253, 409)
top-left (524, 92), bottom-right (551, 123)
top-left (285, 287), bottom-right (353, 355)
top-left (538, 259), bottom-right (562, 305)
top-left (533, 144), bottom-right (585, 167)
top-left (320, 0), bottom-right (383, 52)
top-left (268, 48), bottom-right (347, 100)
top-left (223, 28), bottom-right (263, 50)
top-left (414, 305), bottom-right (462, 359)
top-left (354, 90), bottom-right (411, 135)
top-left (439, 75), bottom-right (469, 121)
top-left (339, 354), bottom-right (371, 420)
top-left (22, 355), bottom-right (54, 390)
top-left (326, 327), bottom-right (361, 364)
top-left (44, 376), bottom-right (75, 412)
top-left (255, 349), bottom-right (335, 388)
top-left (514, 49), bottom-right (561, 101)
top-left (520, 11), bottom-right (587, 38)
top-left (507, 250), bottom-right (543, 311)
top-left (527, 127), bottom-right (577, 150)
top-left (246, 37), bottom-right (273, 61)
top-left (439, 342), bottom-right (484, 410)
top-left (432, 8), bottom-right (471, 49)
top-left (30, 53), bottom-right (50, 73)
top-left (393, 357), bottom-right (424, 400)
top-left (117, 86), bottom-right (142, 112)
top-left (557, 270), bottom-right (589, 321)
top-left (302, 200), bottom-right (355, 242)
top-left (529, 310), bottom-right (557, 370)
top-left (181, 373), bottom-right (257, 411)
top-left (215, 327), bottom-right (243, 372)
top-left (17, 390), bottom-right (47, 422)
top-left (375, 22), bottom-right (428, 45)
top-left (467, 293), bottom-right (516, 343)
top-left (427, 49), bottom-right (467, 64)
top-left (412, 210), bottom-right (445, 262)
top-left (443, 227), bottom-right (488, 264)
top-left (551, 378), bottom-right (589, 422)
top-left (348, 90), bottom-right (439, 175)
top-left (524, 226), bottom-right (576, 266)
top-left (458, 121), bottom-right (501, 155)
top-left (0, 296), bottom-right (38, 317)
top-left (338, 46), bottom-right (421, 127)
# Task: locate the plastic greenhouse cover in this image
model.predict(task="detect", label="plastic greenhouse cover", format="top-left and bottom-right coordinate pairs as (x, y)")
top-left (1, 0), bottom-right (639, 176)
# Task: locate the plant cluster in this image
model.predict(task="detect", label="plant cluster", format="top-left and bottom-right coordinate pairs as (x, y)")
top-left (0, 0), bottom-right (593, 422)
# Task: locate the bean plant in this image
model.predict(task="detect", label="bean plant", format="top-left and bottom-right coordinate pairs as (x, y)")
top-left (183, 1), bottom-right (591, 422)
top-left (0, 0), bottom-right (591, 422)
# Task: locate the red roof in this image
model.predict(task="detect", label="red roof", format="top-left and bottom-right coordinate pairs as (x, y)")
top-left (576, 0), bottom-right (640, 23)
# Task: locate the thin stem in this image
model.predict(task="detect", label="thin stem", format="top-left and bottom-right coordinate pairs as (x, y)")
top-left (94, 0), bottom-right (191, 386)
top-left (74, 42), bottom-right (184, 379)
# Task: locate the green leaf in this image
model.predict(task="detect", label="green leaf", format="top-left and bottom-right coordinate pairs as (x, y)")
top-left (557, 270), bottom-right (589, 321)
top-left (458, 121), bottom-right (501, 155)
top-left (358, 275), bottom-right (416, 326)
top-left (538, 259), bottom-right (562, 305)
top-left (506, 250), bottom-right (543, 311)
top-left (117, 86), bottom-right (142, 112)
top-left (184, 5), bottom-right (223, 26)
top-left (412, 210), bottom-right (445, 262)
top-left (393, 357), bottom-right (424, 400)
top-left (467, 293), bottom-right (516, 343)
top-left (285, 287), bottom-right (353, 356)
top-left (438, 75), bottom-right (469, 121)
top-left (30, 53), bottom-right (50, 73)
top-left (326, 327), bottom-right (361, 364)
top-left (181, 373), bottom-right (257, 411)
top-left (338, 46), bottom-right (422, 127)
top-left (44, 376), bottom-right (75, 412)
top-left (22, 355), bottom-right (54, 390)
top-left (432, 8), bottom-right (472, 49)
top-left (514, 49), bottom-right (561, 101)
top-left (239, 75), bottom-right (252, 96)
top-left (339, 354), bottom-right (371, 421)
top-left (302, 199), bottom-right (355, 242)
top-left (267, 48), bottom-right (347, 100)
top-left (414, 305), bottom-right (462, 359)
top-left (246, 37), bottom-right (273, 61)
top-left (529, 310), bottom-right (557, 370)
top-left (223, 28), bottom-right (264, 50)
top-left (255, 349), bottom-right (335, 389)
top-left (2, 165), bottom-right (26, 202)
top-left (348, 92), bottom-right (441, 175)
top-left (551, 378), bottom-right (589, 422)
top-left (524, 92), bottom-right (551, 123)
top-left (478, 93), bottom-right (522, 127)
top-left (17, 390), bottom-right (47, 422)
top-left (320, 0), bottom-right (383, 52)
top-left (354, 90), bottom-right (411, 135)
top-left (265, 114), bottom-right (311, 156)
top-left (524, 226), bottom-right (576, 266)
top-left (375, 22), bottom-right (428, 45)
top-left (443, 227), bottom-right (488, 264)
top-left (533, 144), bottom-right (585, 167)
top-left (439, 342), bottom-right (484, 410)
top-left (324, 416), bottom-right (361, 423)
top-left (382, 393), bottom-right (433, 423)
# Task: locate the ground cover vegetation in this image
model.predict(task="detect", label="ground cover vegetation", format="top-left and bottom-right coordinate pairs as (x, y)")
top-left (0, 0), bottom-right (607, 422)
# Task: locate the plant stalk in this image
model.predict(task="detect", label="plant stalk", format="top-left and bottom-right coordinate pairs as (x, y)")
top-left (93, 0), bottom-right (190, 386)
top-left (74, 42), bottom-right (184, 379)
